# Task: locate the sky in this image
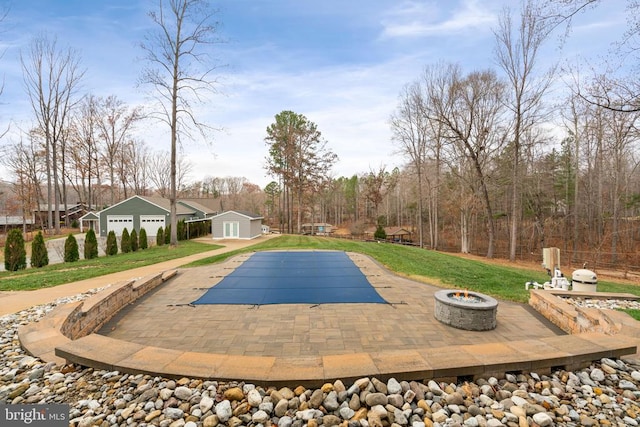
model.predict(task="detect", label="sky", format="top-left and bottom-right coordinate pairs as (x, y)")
top-left (0, 0), bottom-right (630, 189)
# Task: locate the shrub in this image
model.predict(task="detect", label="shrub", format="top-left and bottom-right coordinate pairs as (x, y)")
top-left (30, 231), bottom-right (49, 268)
top-left (165, 224), bottom-right (171, 244)
top-left (4, 229), bottom-right (27, 271)
top-left (156, 227), bottom-right (164, 246)
top-left (374, 224), bottom-right (387, 240)
top-left (71, 219), bottom-right (79, 228)
top-left (139, 228), bottom-right (148, 249)
top-left (130, 229), bottom-right (138, 252)
top-left (84, 229), bottom-right (99, 260)
top-left (106, 231), bottom-right (118, 256)
top-left (64, 234), bottom-right (79, 262)
top-left (121, 228), bottom-right (131, 253)
top-left (177, 220), bottom-right (186, 241)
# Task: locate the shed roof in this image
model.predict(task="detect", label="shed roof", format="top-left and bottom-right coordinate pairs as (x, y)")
top-left (212, 210), bottom-right (263, 220)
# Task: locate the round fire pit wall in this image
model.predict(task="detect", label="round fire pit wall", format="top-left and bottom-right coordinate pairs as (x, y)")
top-left (434, 290), bottom-right (498, 331)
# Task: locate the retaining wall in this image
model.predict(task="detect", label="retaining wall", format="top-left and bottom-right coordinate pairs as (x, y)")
top-left (528, 289), bottom-right (633, 335)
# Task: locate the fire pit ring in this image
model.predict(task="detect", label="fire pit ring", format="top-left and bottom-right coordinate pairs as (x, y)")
top-left (434, 289), bottom-right (498, 331)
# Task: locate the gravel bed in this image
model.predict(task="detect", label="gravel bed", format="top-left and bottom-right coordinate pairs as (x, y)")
top-left (2, 291), bottom-right (640, 426)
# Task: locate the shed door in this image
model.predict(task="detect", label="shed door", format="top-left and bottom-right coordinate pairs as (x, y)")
top-left (140, 215), bottom-right (166, 235)
top-left (107, 215), bottom-right (133, 236)
top-left (223, 221), bottom-right (239, 238)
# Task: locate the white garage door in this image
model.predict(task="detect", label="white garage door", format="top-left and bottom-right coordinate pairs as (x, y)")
top-left (140, 215), bottom-right (166, 235)
top-left (107, 215), bottom-right (134, 236)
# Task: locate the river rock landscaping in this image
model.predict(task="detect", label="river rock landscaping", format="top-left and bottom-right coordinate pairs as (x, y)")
top-left (2, 291), bottom-right (640, 426)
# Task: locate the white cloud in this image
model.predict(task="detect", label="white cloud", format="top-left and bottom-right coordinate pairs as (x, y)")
top-left (380, 0), bottom-right (497, 39)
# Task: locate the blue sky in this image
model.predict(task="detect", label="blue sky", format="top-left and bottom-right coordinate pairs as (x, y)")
top-left (0, 0), bottom-right (630, 188)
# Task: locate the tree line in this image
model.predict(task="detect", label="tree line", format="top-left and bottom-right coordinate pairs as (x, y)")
top-left (261, 1), bottom-right (640, 271)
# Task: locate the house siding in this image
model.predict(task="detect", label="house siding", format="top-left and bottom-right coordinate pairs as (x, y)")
top-left (98, 198), bottom-right (168, 237)
top-left (248, 219), bottom-right (262, 239)
top-left (211, 211), bottom-right (262, 240)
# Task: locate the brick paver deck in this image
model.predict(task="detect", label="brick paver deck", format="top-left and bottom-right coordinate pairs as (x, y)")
top-left (12, 237), bottom-right (639, 386)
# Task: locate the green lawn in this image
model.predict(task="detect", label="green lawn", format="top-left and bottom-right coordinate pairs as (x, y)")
top-left (0, 241), bottom-right (220, 291)
top-left (183, 235), bottom-right (640, 304)
top-left (4, 234), bottom-right (639, 305)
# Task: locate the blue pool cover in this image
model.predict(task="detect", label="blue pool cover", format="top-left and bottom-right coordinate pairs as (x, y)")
top-left (192, 251), bottom-right (387, 305)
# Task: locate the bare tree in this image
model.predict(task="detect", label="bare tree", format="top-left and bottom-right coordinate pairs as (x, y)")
top-left (543, 1), bottom-right (640, 112)
top-left (2, 131), bottom-right (45, 231)
top-left (68, 95), bottom-right (100, 207)
top-left (0, 6), bottom-right (9, 138)
top-left (494, 0), bottom-right (556, 261)
top-left (140, 0), bottom-right (223, 246)
top-left (391, 64), bottom-right (450, 249)
top-left (390, 82), bottom-right (429, 248)
top-left (430, 67), bottom-right (508, 258)
top-left (602, 107), bottom-right (640, 263)
top-left (223, 176), bottom-right (246, 210)
top-left (361, 165), bottom-right (389, 224)
top-left (147, 150), bottom-right (192, 197)
top-left (128, 139), bottom-right (151, 195)
top-left (96, 95), bottom-right (142, 205)
top-left (21, 34), bottom-right (84, 234)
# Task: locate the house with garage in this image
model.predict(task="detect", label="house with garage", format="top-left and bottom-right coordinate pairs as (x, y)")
top-left (33, 202), bottom-right (96, 229)
top-left (94, 195), bottom-right (220, 237)
top-left (210, 210), bottom-right (263, 240)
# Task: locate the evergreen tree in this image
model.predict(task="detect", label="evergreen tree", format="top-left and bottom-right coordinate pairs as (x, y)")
top-left (4, 229), bottom-right (27, 271)
top-left (177, 219), bottom-right (186, 240)
top-left (121, 228), bottom-right (131, 253)
top-left (164, 224), bottom-right (171, 244)
top-left (374, 224), bottom-right (387, 241)
top-left (130, 228), bottom-right (139, 252)
top-left (64, 234), bottom-right (79, 262)
top-left (30, 231), bottom-right (49, 267)
top-left (139, 228), bottom-right (148, 249)
top-left (106, 231), bottom-right (118, 255)
top-left (84, 228), bottom-right (99, 260)
top-left (156, 227), bottom-right (164, 246)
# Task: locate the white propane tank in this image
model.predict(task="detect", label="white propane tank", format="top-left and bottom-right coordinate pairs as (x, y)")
top-left (572, 269), bottom-right (597, 292)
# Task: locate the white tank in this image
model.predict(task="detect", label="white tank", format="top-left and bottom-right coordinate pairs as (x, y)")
top-left (572, 269), bottom-right (597, 292)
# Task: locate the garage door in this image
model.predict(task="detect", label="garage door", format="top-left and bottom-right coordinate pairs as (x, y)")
top-left (140, 215), bottom-right (166, 235)
top-left (107, 215), bottom-right (133, 236)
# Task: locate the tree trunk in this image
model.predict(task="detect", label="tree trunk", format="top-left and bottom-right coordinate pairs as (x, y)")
top-left (461, 209), bottom-right (470, 253)
top-left (52, 141), bottom-right (60, 234)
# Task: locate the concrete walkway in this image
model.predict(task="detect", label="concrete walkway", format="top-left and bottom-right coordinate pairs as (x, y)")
top-left (0, 236), bottom-right (274, 317)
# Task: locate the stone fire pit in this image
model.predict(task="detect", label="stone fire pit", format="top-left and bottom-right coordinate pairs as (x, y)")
top-left (434, 289), bottom-right (498, 331)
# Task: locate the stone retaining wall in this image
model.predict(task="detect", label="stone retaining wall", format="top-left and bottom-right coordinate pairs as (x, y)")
top-left (60, 270), bottom-right (177, 340)
top-left (529, 289), bottom-right (622, 335)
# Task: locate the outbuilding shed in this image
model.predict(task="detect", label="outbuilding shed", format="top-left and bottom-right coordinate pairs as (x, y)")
top-left (210, 210), bottom-right (263, 240)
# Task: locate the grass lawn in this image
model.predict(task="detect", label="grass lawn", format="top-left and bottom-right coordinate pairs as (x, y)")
top-left (183, 235), bottom-right (640, 304)
top-left (0, 241), bottom-right (220, 291)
